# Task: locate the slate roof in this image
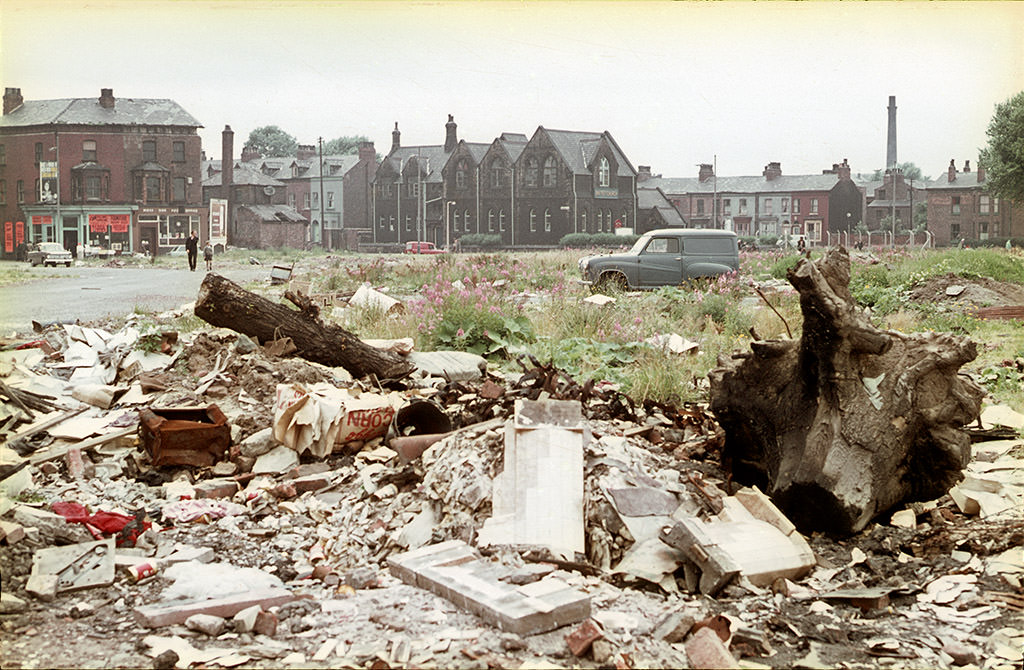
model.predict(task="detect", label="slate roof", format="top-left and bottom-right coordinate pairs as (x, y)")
top-left (542, 128), bottom-right (635, 177)
top-left (239, 205), bottom-right (306, 222)
top-left (0, 97), bottom-right (202, 128)
top-left (638, 186), bottom-right (685, 226)
top-left (385, 145), bottom-right (452, 184)
top-left (642, 172), bottom-right (842, 195)
top-left (929, 169), bottom-right (987, 190)
top-left (202, 164), bottom-right (283, 187)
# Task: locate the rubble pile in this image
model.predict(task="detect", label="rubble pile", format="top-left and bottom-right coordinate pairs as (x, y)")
top-left (1, 315), bottom-right (1022, 669)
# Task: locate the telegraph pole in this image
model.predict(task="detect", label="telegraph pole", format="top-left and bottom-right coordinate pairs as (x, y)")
top-left (318, 137), bottom-right (327, 250)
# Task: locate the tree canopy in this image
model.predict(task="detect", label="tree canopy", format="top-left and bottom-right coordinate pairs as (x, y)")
top-left (871, 162), bottom-right (926, 181)
top-left (323, 135), bottom-right (370, 155)
top-left (245, 126), bottom-right (298, 158)
top-left (979, 90), bottom-right (1024, 203)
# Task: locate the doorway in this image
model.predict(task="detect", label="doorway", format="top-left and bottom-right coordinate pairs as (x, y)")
top-left (63, 229), bottom-right (79, 257)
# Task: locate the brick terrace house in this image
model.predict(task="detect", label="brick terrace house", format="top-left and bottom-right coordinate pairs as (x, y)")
top-left (926, 159), bottom-right (1023, 246)
top-left (0, 87), bottom-right (205, 258)
top-left (642, 161), bottom-right (865, 246)
top-left (371, 116), bottom-right (638, 248)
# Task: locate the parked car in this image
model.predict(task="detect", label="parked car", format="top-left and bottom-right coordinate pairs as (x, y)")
top-left (404, 241), bottom-right (447, 255)
top-left (27, 242), bottom-right (73, 267)
top-left (578, 228), bottom-right (739, 291)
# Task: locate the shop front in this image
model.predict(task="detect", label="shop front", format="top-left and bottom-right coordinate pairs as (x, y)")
top-left (137, 206), bottom-right (206, 254)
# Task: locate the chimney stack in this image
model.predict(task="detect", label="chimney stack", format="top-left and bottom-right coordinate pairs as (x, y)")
top-left (886, 95), bottom-right (897, 169)
top-left (762, 161), bottom-right (782, 181)
top-left (358, 141), bottom-right (376, 163)
top-left (637, 165), bottom-right (652, 183)
top-left (297, 144), bottom-right (316, 161)
top-left (698, 163), bottom-right (715, 183)
top-left (3, 87), bottom-right (23, 115)
top-left (391, 122), bottom-right (401, 153)
top-left (977, 161), bottom-right (986, 182)
top-left (444, 114), bottom-right (458, 153)
top-left (948, 159), bottom-right (956, 183)
top-left (837, 158), bottom-right (851, 181)
top-left (963, 159), bottom-right (971, 173)
top-left (99, 88), bottom-right (115, 109)
top-left (240, 143), bottom-right (260, 163)
top-left (222, 126), bottom-right (234, 239)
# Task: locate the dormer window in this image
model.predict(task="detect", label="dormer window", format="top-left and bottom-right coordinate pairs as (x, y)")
top-left (598, 157), bottom-right (610, 188)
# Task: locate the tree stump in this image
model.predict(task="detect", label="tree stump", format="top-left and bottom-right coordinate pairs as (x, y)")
top-left (194, 273), bottom-right (414, 380)
top-left (709, 247), bottom-right (984, 535)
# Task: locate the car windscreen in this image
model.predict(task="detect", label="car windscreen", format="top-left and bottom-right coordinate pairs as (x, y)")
top-left (683, 237), bottom-right (735, 254)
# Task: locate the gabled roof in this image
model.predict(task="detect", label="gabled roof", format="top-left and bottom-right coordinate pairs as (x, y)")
top-left (383, 145), bottom-right (451, 184)
top-left (540, 128), bottom-right (636, 177)
top-left (638, 186), bottom-right (685, 226)
top-left (0, 97), bottom-right (202, 128)
top-left (239, 205), bottom-right (306, 222)
top-left (929, 169), bottom-right (987, 190)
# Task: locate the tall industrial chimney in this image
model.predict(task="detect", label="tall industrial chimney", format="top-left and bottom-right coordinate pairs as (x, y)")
top-left (886, 96), bottom-right (897, 169)
top-left (222, 125), bottom-right (234, 243)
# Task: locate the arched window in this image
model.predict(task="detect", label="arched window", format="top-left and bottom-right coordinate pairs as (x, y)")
top-left (525, 158), bottom-right (539, 187)
top-left (490, 160), bottom-right (506, 188)
top-left (529, 209), bottom-right (537, 232)
top-left (456, 160), bottom-right (468, 189)
top-left (464, 209), bottom-right (471, 232)
top-left (544, 208), bottom-right (551, 232)
top-left (606, 209), bottom-right (613, 232)
top-left (581, 209), bottom-right (588, 232)
top-left (488, 209), bottom-right (495, 232)
top-left (596, 210), bottom-right (603, 231)
top-left (453, 210), bottom-right (461, 231)
top-left (543, 156), bottom-right (557, 187)
top-left (499, 210), bottom-right (506, 231)
top-left (620, 212), bottom-right (628, 229)
top-left (598, 157), bottom-right (610, 187)
top-left (389, 216), bottom-right (395, 231)
top-left (405, 215), bottom-right (412, 231)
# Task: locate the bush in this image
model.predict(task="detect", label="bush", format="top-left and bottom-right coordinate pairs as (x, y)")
top-left (460, 234), bottom-right (502, 249)
top-left (559, 232), bottom-right (638, 248)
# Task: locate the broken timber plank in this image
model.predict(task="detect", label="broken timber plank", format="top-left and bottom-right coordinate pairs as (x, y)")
top-left (29, 427), bottom-right (136, 466)
top-left (132, 587), bottom-right (297, 628)
top-left (389, 540), bottom-right (590, 636)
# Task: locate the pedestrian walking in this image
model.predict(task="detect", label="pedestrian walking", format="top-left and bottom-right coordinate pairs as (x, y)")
top-left (203, 242), bottom-right (214, 271)
top-left (185, 230), bottom-right (199, 271)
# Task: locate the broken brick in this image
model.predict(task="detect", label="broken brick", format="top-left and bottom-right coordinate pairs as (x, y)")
top-left (292, 473), bottom-right (331, 494)
top-left (65, 448), bottom-right (86, 480)
top-left (565, 618), bottom-right (604, 657)
top-left (253, 609), bottom-right (278, 636)
top-left (194, 478), bottom-right (239, 499)
top-left (0, 521), bottom-right (26, 545)
top-left (684, 626), bottom-right (736, 670)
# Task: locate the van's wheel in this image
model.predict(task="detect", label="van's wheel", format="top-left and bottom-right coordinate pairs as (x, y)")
top-left (65, 262), bottom-right (72, 267)
top-left (595, 272), bottom-right (628, 293)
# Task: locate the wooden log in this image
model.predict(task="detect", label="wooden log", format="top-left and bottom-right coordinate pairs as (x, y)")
top-left (709, 247), bottom-right (984, 535)
top-left (193, 273), bottom-right (414, 380)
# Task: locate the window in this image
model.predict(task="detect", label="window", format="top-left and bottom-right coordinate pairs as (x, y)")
top-left (173, 141), bottom-right (185, 163)
top-left (17, 179), bottom-right (24, 203)
top-left (0, 180), bottom-right (5, 204)
top-left (696, 199), bottom-right (704, 215)
top-left (456, 160), bottom-right (467, 189)
top-left (525, 158), bottom-right (538, 187)
top-left (598, 157), bottom-right (610, 187)
top-left (312, 192), bottom-right (319, 207)
top-left (993, 198), bottom-right (1000, 213)
top-left (980, 222), bottom-right (989, 240)
top-left (0, 144), bottom-right (5, 165)
top-left (543, 156), bottom-right (557, 187)
top-left (878, 188), bottom-right (886, 200)
top-left (289, 193), bottom-right (296, 208)
top-left (379, 216), bottom-right (385, 229)
top-left (792, 199), bottom-right (800, 214)
top-left (406, 216), bottom-right (412, 232)
top-left (811, 198), bottom-right (818, 214)
top-left (173, 177), bottom-right (187, 202)
top-left (499, 210), bottom-right (506, 231)
top-left (389, 216), bottom-right (395, 231)
top-left (87, 175), bottom-right (103, 200)
top-left (782, 198), bottom-right (789, 213)
top-left (408, 181), bottom-right (419, 197)
top-left (35, 142), bottom-right (43, 164)
top-left (544, 208), bottom-right (551, 232)
top-left (83, 140), bottom-right (97, 163)
top-left (581, 210), bottom-right (588, 231)
top-left (765, 198), bottom-right (773, 215)
top-left (606, 209), bottom-right (612, 231)
top-left (644, 237), bottom-right (680, 254)
top-left (951, 196), bottom-right (961, 215)
top-left (464, 210), bottom-right (471, 232)
top-left (951, 223), bottom-right (961, 239)
top-left (739, 198), bottom-right (748, 215)
top-left (327, 192), bottom-right (335, 209)
top-left (453, 210), bottom-right (461, 231)
top-left (488, 209), bottom-right (495, 232)
top-left (722, 198), bottom-right (731, 214)
top-left (143, 140), bottom-right (156, 162)
top-left (980, 195), bottom-right (990, 214)
top-left (490, 162), bottom-right (506, 188)
top-left (529, 209), bottom-right (537, 232)
top-left (303, 193), bottom-right (310, 209)
top-left (620, 212), bottom-right (627, 229)
top-left (596, 210), bottom-right (603, 231)
top-left (146, 176), bottom-right (161, 201)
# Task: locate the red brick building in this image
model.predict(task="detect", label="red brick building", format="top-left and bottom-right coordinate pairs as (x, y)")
top-left (926, 159), bottom-right (1023, 246)
top-left (0, 87), bottom-right (206, 258)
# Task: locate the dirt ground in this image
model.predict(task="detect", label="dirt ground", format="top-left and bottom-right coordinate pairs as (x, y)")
top-left (908, 273), bottom-right (1024, 308)
top-left (1, 293), bottom-right (1023, 669)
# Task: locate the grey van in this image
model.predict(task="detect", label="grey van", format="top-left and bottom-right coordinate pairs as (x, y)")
top-left (578, 228), bottom-right (739, 291)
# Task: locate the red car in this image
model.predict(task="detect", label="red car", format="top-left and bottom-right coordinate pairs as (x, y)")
top-left (404, 241), bottom-right (447, 255)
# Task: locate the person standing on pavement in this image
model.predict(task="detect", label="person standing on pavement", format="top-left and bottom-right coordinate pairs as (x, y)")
top-left (185, 230), bottom-right (199, 271)
top-left (203, 242), bottom-right (214, 271)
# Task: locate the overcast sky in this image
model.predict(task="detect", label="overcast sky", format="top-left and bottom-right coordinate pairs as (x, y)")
top-left (3, 1), bottom-right (1022, 180)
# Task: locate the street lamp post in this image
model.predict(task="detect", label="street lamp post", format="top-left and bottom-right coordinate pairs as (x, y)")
top-left (445, 200), bottom-right (455, 251)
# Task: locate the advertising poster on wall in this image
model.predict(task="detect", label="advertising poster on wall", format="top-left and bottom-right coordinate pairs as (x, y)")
top-left (39, 161), bottom-right (58, 204)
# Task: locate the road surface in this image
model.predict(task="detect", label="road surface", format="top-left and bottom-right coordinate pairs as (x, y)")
top-left (0, 262), bottom-right (269, 336)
